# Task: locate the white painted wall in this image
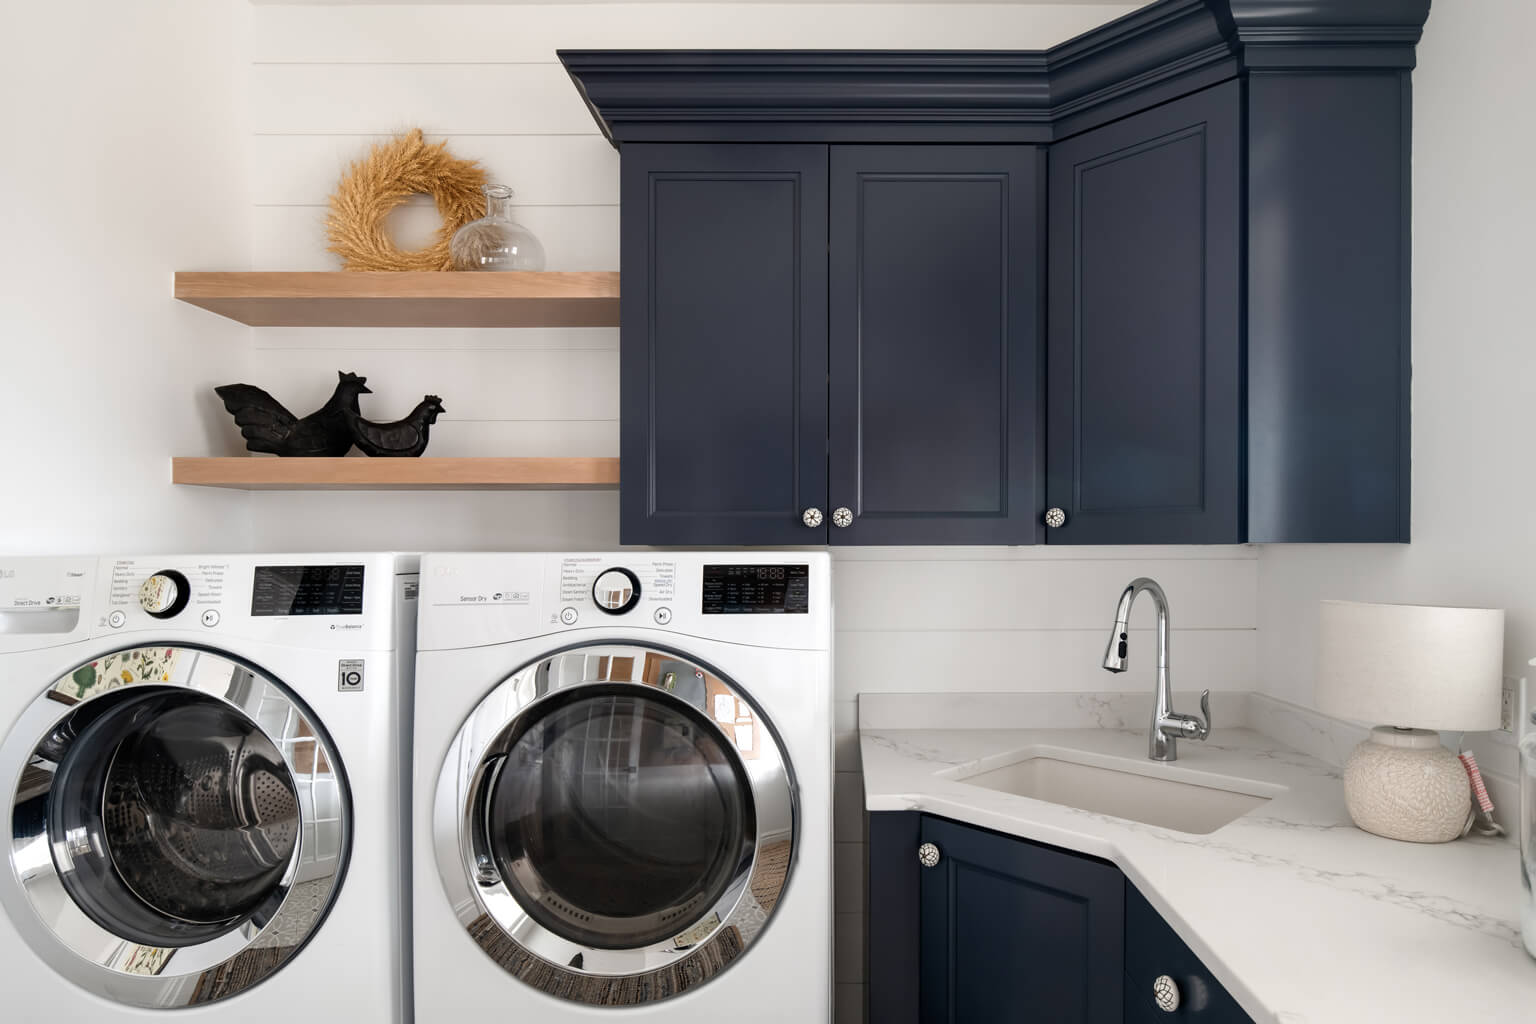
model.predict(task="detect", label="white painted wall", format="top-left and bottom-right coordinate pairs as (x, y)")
top-left (1255, 3), bottom-right (1534, 746)
top-left (0, 0), bottom-right (254, 554)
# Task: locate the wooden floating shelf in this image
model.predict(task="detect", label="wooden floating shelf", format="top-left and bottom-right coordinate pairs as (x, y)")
top-left (173, 271), bottom-right (621, 328)
top-left (172, 457), bottom-right (620, 491)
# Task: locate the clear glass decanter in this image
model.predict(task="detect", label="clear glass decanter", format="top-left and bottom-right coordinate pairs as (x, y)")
top-left (1521, 677), bottom-right (1536, 959)
top-left (450, 184), bottom-right (546, 271)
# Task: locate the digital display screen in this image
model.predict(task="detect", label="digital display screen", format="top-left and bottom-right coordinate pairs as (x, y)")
top-left (251, 565), bottom-right (365, 617)
top-left (702, 564), bottom-right (809, 615)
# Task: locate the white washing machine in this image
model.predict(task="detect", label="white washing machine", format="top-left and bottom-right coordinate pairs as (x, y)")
top-left (0, 553), bottom-right (417, 1022)
top-left (413, 552), bottom-right (831, 1021)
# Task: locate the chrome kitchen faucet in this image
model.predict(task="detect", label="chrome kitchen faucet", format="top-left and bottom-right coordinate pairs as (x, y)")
top-left (1102, 577), bottom-right (1211, 762)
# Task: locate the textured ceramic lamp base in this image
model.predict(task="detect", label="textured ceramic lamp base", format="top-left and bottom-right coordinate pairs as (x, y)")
top-left (1342, 727), bottom-right (1471, 843)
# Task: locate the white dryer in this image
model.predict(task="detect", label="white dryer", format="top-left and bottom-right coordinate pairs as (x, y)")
top-left (413, 552), bottom-right (831, 1020)
top-left (0, 554), bottom-right (417, 1022)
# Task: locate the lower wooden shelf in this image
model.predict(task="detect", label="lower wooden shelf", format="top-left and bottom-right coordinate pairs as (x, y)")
top-left (172, 457), bottom-right (620, 491)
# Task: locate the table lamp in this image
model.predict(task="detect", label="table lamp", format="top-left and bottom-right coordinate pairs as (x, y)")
top-left (1316, 600), bottom-right (1504, 843)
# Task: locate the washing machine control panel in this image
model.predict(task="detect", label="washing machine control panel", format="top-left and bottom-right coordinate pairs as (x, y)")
top-left (94, 556), bottom-right (399, 650)
top-left (250, 564), bottom-right (366, 617)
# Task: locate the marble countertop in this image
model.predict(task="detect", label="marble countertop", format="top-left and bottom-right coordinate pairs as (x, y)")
top-left (859, 694), bottom-right (1536, 1024)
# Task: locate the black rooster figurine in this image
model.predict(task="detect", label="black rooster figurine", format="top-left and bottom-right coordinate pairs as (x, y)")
top-left (346, 395), bottom-right (445, 457)
top-left (214, 371), bottom-right (371, 457)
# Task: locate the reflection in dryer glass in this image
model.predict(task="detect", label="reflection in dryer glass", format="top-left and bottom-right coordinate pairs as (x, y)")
top-left (486, 686), bottom-right (755, 949)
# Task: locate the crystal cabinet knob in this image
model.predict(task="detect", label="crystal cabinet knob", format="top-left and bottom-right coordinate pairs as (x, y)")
top-left (917, 843), bottom-right (941, 868)
top-left (1153, 975), bottom-right (1181, 1013)
top-left (1044, 507), bottom-right (1067, 529)
top-left (831, 507), bottom-right (854, 528)
top-left (802, 508), bottom-right (824, 528)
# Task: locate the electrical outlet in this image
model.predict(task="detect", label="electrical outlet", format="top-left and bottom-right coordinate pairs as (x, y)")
top-left (1501, 677), bottom-right (1517, 732)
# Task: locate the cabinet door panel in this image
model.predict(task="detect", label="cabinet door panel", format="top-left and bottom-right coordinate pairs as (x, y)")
top-left (919, 815), bottom-right (1123, 1024)
top-left (830, 146), bottom-right (1043, 545)
top-left (1126, 881), bottom-right (1254, 1022)
top-left (620, 144), bottom-right (828, 545)
top-left (1047, 82), bottom-right (1241, 544)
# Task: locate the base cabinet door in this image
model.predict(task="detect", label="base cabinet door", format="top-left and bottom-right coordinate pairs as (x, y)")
top-left (828, 146), bottom-right (1044, 544)
top-left (917, 815), bottom-right (1124, 1024)
top-left (619, 143), bottom-right (830, 545)
top-left (1046, 81), bottom-right (1242, 544)
top-left (1125, 882), bottom-right (1253, 1023)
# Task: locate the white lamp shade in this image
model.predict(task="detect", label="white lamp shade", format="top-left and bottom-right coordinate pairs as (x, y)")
top-left (1316, 600), bottom-right (1504, 732)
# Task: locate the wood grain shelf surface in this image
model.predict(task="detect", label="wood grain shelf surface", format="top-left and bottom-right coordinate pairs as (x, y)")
top-left (173, 271), bottom-right (621, 327)
top-left (172, 457), bottom-right (620, 491)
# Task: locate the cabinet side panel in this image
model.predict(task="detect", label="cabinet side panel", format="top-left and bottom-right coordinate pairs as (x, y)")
top-left (1246, 72), bottom-right (1410, 543)
top-left (867, 811), bottom-right (921, 1024)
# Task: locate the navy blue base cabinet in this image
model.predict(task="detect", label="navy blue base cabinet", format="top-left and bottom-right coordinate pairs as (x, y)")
top-left (869, 812), bottom-right (1253, 1024)
top-left (1125, 881), bottom-right (1253, 1023)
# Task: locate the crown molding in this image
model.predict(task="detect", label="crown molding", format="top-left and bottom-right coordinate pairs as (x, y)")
top-left (560, 0), bottom-right (1431, 145)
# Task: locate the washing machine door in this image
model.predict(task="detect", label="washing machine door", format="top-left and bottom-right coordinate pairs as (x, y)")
top-left (435, 643), bottom-right (795, 1006)
top-left (0, 645), bottom-right (348, 1007)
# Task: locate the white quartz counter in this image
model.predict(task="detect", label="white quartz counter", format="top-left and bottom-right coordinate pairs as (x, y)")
top-left (859, 695), bottom-right (1536, 1023)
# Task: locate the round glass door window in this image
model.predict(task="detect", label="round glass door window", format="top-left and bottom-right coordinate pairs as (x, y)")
top-left (437, 644), bottom-right (797, 1006)
top-left (485, 686), bottom-right (754, 949)
top-left (1, 645), bottom-right (349, 1008)
top-left (50, 690), bottom-right (300, 946)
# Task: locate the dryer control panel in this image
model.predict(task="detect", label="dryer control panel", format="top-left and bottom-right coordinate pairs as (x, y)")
top-left (416, 552), bottom-right (831, 652)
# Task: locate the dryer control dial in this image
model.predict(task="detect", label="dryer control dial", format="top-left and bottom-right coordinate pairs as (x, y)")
top-left (592, 567), bottom-right (641, 615)
top-left (139, 570), bottom-right (191, 619)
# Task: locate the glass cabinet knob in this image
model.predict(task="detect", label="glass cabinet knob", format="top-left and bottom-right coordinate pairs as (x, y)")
top-left (802, 508), bottom-right (824, 528)
top-left (1044, 507), bottom-right (1067, 529)
top-left (917, 842), bottom-right (941, 868)
top-left (832, 507), bottom-right (854, 528)
top-left (1153, 975), bottom-right (1181, 1013)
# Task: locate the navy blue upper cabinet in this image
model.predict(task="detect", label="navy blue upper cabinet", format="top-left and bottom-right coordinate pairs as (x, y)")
top-left (917, 816), bottom-right (1124, 1024)
top-left (618, 144), bottom-right (829, 546)
top-left (570, 0), bottom-right (1426, 547)
top-left (1047, 81), bottom-right (1242, 545)
top-left (829, 146), bottom-right (1044, 545)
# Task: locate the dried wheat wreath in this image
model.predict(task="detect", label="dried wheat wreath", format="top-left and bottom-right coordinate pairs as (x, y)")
top-left (325, 129), bottom-right (487, 271)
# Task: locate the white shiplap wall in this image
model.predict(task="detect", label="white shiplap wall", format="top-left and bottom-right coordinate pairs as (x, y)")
top-left (241, 5), bottom-right (1248, 1020)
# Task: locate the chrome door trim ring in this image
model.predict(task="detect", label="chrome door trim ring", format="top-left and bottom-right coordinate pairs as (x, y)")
top-left (434, 638), bottom-right (798, 1006)
top-left (0, 643), bottom-right (352, 1008)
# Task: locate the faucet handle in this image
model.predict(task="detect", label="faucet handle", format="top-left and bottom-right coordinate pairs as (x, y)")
top-left (1196, 689), bottom-right (1211, 739)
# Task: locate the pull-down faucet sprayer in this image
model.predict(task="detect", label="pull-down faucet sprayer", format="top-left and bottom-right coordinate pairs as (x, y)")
top-left (1102, 578), bottom-right (1211, 762)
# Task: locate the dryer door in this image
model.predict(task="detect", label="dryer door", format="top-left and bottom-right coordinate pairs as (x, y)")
top-left (0, 645), bottom-right (349, 1007)
top-left (436, 643), bottom-right (795, 1006)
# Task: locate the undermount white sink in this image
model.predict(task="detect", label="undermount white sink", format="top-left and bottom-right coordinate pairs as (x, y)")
top-left (946, 748), bottom-right (1278, 835)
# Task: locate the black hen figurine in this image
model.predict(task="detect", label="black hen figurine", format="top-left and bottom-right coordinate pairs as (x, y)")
top-left (214, 371), bottom-right (371, 457)
top-left (346, 395), bottom-right (445, 457)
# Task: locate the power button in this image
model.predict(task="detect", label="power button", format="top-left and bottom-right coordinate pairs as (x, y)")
top-left (560, 607), bottom-right (579, 626)
top-left (338, 659), bottom-right (365, 692)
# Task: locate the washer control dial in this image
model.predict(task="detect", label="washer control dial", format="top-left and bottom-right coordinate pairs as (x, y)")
top-left (592, 567), bottom-right (642, 615)
top-left (139, 571), bottom-right (191, 619)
